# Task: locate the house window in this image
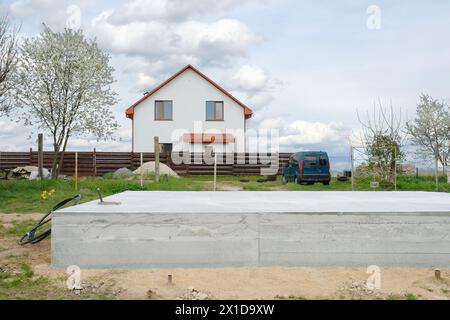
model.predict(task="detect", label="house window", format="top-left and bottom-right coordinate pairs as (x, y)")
top-left (206, 101), bottom-right (224, 121)
top-left (155, 101), bottom-right (173, 120)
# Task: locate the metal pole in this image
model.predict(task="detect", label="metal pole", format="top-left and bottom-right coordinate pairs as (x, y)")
top-left (394, 145), bottom-right (397, 191)
top-left (350, 145), bottom-right (355, 191)
top-left (213, 152), bottom-right (217, 191)
top-left (38, 133), bottom-right (43, 179)
top-left (447, 166), bottom-right (450, 184)
top-left (140, 152), bottom-right (143, 189)
top-left (435, 152), bottom-right (439, 192)
top-left (74, 152), bottom-right (78, 191)
top-left (93, 148), bottom-right (97, 177)
top-left (154, 136), bottom-right (160, 183)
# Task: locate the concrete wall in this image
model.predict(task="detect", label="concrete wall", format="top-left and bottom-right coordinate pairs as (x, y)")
top-left (52, 211), bottom-right (450, 269)
top-left (133, 68), bottom-right (247, 153)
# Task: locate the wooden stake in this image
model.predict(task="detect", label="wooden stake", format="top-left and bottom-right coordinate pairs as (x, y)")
top-left (154, 136), bottom-right (160, 183)
top-left (74, 152), bottom-right (78, 191)
top-left (168, 274), bottom-right (173, 284)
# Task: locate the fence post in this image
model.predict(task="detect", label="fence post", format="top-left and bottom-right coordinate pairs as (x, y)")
top-left (154, 136), bottom-right (160, 183)
top-left (29, 147), bottom-right (33, 166)
top-left (38, 134), bottom-right (43, 179)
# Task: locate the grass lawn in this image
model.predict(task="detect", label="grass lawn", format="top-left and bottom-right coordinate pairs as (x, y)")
top-left (0, 174), bottom-right (448, 214)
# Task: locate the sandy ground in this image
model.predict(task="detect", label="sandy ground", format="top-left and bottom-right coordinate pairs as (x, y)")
top-left (1, 213), bottom-right (450, 300)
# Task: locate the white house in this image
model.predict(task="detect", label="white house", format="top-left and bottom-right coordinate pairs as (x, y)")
top-left (126, 65), bottom-right (253, 153)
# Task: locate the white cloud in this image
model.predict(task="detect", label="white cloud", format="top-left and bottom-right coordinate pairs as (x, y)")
top-left (9, 0), bottom-right (89, 30)
top-left (92, 15), bottom-right (260, 64)
top-left (281, 120), bottom-right (345, 145)
top-left (135, 72), bottom-right (159, 93)
top-left (91, 9), bottom-right (262, 95)
top-left (229, 65), bottom-right (268, 92)
top-left (10, 0), bottom-right (56, 16)
top-left (257, 117), bottom-right (283, 131)
top-left (0, 120), bottom-right (20, 136)
top-left (106, 0), bottom-right (263, 25)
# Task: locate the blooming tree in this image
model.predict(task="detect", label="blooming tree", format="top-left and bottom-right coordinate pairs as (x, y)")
top-left (14, 25), bottom-right (118, 178)
top-left (0, 14), bottom-right (19, 114)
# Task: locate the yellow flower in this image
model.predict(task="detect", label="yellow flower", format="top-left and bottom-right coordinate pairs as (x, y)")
top-left (41, 191), bottom-right (47, 200)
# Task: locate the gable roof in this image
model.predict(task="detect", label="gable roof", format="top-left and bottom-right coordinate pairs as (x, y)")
top-left (125, 64), bottom-right (253, 120)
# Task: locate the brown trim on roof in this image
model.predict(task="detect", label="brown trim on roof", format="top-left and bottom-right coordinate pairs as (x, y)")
top-left (125, 64), bottom-right (253, 120)
top-left (183, 133), bottom-right (235, 144)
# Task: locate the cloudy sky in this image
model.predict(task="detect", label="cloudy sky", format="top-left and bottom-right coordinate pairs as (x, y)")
top-left (1, 0), bottom-right (449, 169)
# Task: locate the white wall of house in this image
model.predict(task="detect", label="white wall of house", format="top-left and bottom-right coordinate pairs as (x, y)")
top-left (133, 68), bottom-right (247, 153)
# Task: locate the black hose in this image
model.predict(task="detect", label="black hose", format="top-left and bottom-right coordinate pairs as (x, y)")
top-left (18, 195), bottom-right (81, 245)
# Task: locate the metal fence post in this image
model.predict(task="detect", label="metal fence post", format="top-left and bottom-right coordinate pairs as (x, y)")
top-left (140, 152), bottom-right (143, 189)
top-left (93, 148), bottom-right (97, 177)
top-left (394, 145), bottom-right (397, 191)
top-left (74, 152), bottom-right (78, 191)
top-left (350, 145), bottom-right (355, 191)
top-left (435, 152), bottom-right (439, 192)
top-left (213, 152), bottom-right (217, 191)
top-left (154, 136), bottom-right (160, 183)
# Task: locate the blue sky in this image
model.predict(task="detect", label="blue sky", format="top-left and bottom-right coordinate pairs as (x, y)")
top-left (0, 0), bottom-right (449, 170)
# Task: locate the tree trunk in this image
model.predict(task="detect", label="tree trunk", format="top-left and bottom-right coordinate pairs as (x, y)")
top-left (51, 147), bottom-right (61, 179)
top-left (55, 133), bottom-right (70, 179)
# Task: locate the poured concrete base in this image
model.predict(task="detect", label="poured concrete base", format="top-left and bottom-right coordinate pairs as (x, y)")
top-left (52, 191), bottom-right (450, 269)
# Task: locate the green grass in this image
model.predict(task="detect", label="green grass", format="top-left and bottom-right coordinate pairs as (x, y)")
top-left (0, 263), bottom-right (34, 289)
top-left (0, 174), bottom-right (447, 214)
top-left (386, 293), bottom-right (418, 300)
top-left (0, 176), bottom-right (206, 214)
top-left (0, 263), bottom-right (117, 300)
top-left (0, 220), bottom-right (37, 237)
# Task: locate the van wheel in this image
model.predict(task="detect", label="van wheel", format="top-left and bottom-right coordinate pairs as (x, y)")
top-left (322, 181), bottom-right (330, 186)
top-left (307, 181), bottom-right (314, 185)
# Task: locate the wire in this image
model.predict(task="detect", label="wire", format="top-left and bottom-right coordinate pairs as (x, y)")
top-left (18, 195), bottom-right (81, 245)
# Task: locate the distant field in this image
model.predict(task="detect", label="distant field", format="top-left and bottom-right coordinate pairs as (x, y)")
top-left (0, 175), bottom-right (448, 214)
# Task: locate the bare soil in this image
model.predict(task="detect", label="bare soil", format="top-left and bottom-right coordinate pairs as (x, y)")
top-left (1, 213), bottom-right (449, 300)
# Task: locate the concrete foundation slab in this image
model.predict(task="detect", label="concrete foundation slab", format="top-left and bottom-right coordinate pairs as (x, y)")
top-left (52, 191), bottom-right (450, 269)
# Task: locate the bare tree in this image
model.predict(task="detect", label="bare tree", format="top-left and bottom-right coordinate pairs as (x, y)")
top-left (0, 14), bottom-right (19, 114)
top-left (14, 25), bottom-right (118, 179)
top-left (356, 100), bottom-right (406, 182)
top-left (406, 94), bottom-right (450, 170)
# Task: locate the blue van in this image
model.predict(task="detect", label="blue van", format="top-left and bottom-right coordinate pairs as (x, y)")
top-left (282, 151), bottom-right (331, 185)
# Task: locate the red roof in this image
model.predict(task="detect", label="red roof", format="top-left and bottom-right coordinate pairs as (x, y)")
top-left (125, 64), bottom-right (253, 120)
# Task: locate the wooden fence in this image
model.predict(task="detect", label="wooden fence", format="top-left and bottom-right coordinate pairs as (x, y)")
top-left (0, 149), bottom-right (292, 177)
